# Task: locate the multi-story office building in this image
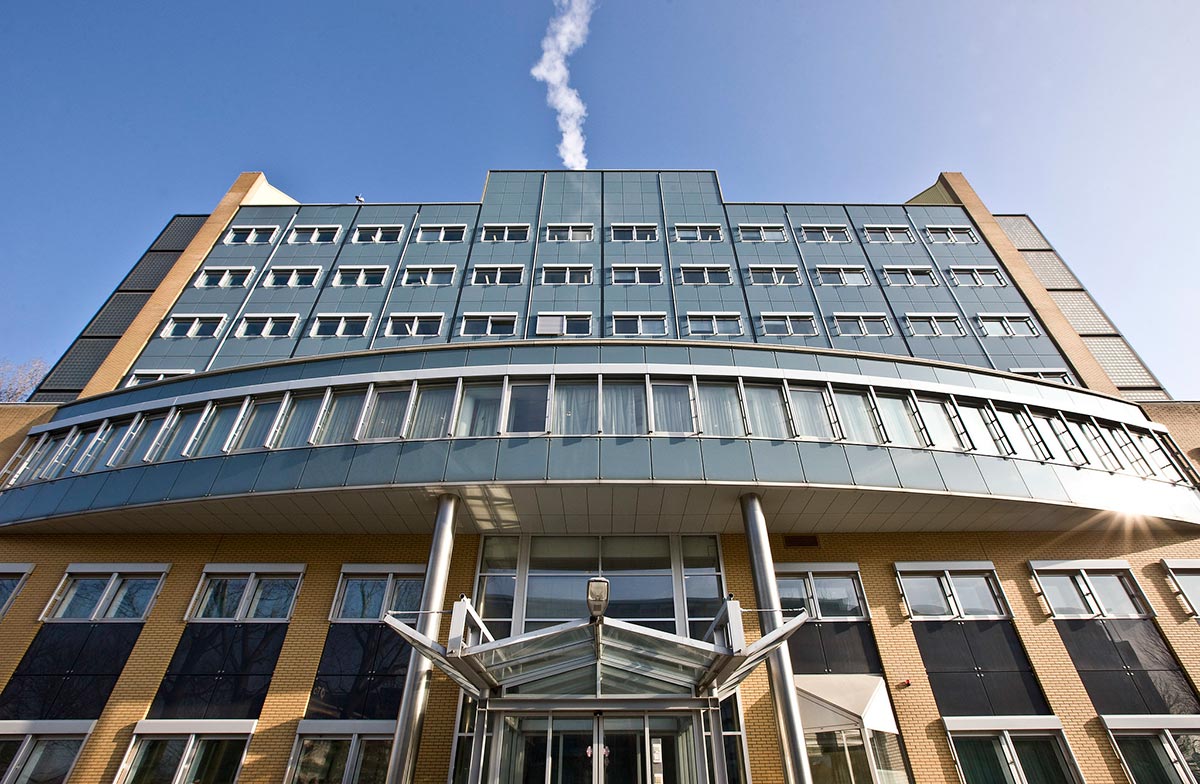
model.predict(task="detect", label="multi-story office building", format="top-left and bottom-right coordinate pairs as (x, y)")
top-left (0, 169), bottom-right (1198, 784)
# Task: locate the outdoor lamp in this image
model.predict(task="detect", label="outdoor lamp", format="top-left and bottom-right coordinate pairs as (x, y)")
top-left (586, 577), bottom-right (610, 617)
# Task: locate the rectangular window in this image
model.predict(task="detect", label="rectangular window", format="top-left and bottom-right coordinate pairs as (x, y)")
top-left (833, 314), bottom-right (892, 337)
top-left (907, 313), bottom-right (966, 337)
top-left (800, 225), bottom-right (851, 243)
top-left (290, 225), bottom-right (340, 244)
top-left (123, 735), bottom-right (248, 784)
top-left (265, 266), bottom-right (321, 287)
top-left (697, 382), bottom-right (746, 436)
top-left (687, 313), bottom-right (743, 336)
top-left (311, 315), bottom-right (370, 338)
top-left (817, 266), bottom-right (871, 286)
top-left (310, 389), bottom-right (367, 446)
top-left (1164, 560), bottom-right (1200, 618)
top-left (416, 225), bottom-right (466, 242)
top-left (225, 226), bottom-right (276, 245)
top-left (406, 384), bottom-right (455, 438)
top-left (542, 265), bottom-right (592, 284)
top-left (951, 266), bottom-right (1007, 287)
top-left (738, 224), bottom-right (787, 242)
top-left (601, 380), bottom-right (647, 435)
top-left (1032, 563), bottom-right (1148, 618)
top-left (916, 396), bottom-right (968, 450)
top-left (454, 383), bottom-right (503, 437)
top-left (0, 565), bottom-right (31, 618)
top-left (957, 401), bottom-right (1007, 455)
top-left (196, 267), bottom-right (253, 288)
top-left (481, 224), bottom-right (530, 242)
top-left (951, 733), bottom-right (1077, 784)
top-left (272, 393), bottom-right (325, 449)
top-left (833, 389), bottom-right (883, 443)
top-left (238, 314), bottom-right (298, 338)
top-left (333, 266), bottom-right (388, 287)
top-left (460, 313), bottom-right (517, 337)
top-left (611, 265), bottom-right (662, 285)
top-left (352, 224), bottom-right (403, 243)
top-left (651, 382), bottom-right (695, 433)
top-left (162, 315), bottom-right (224, 339)
top-left (401, 265), bottom-right (454, 286)
top-left (674, 224), bottom-right (722, 242)
top-left (883, 266), bottom-right (938, 286)
top-left (545, 224), bottom-right (593, 242)
top-left (611, 224), bottom-right (657, 242)
top-left (506, 383), bottom-right (550, 434)
top-left (896, 565), bottom-right (1007, 619)
top-left (612, 313), bottom-right (668, 336)
top-left (126, 370), bottom-right (193, 387)
top-left (472, 265), bottom-right (523, 285)
top-left (680, 265), bottom-right (732, 285)
top-left (190, 567), bottom-right (303, 621)
top-left (360, 386), bottom-right (411, 441)
top-left (748, 266), bottom-right (801, 285)
top-left (1112, 733), bottom-right (1200, 784)
top-left (385, 313), bottom-right (442, 337)
top-left (863, 225), bottom-right (915, 244)
top-left (552, 380), bottom-right (599, 435)
top-left (333, 569), bottom-right (422, 622)
top-left (761, 313), bottom-right (818, 337)
top-left (46, 567), bottom-right (165, 621)
top-left (789, 385), bottom-right (836, 440)
top-left (290, 735), bottom-right (393, 784)
top-left (1010, 368), bottom-right (1073, 385)
top-left (743, 385), bottom-right (790, 439)
top-left (926, 225), bottom-right (978, 244)
top-left (979, 314), bottom-right (1038, 337)
top-left (0, 735), bottom-right (85, 784)
top-left (535, 313), bottom-right (591, 336)
top-left (778, 569), bottom-right (868, 620)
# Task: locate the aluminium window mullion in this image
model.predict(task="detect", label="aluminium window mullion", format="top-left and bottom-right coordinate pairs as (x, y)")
top-left (144, 410), bottom-right (179, 463)
top-left (235, 573), bottom-right (259, 621)
top-left (544, 376), bottom-right (555, 434)
top-left (907, 390), bottom-right (934, 447)
top-left (40, 426), bottom-right (80, 478)
top-left (448, 378), bottom-right (465, 438)
top-left (71, 423), bottom-right (109, 474)
top-left (947, 396), bottom-right (979, 451)
top-left (1084, 417), bottom-right (1123, 470)
top-left (983, 401), bottom-right (1016, 456)
top-left (182, 402), bottom-right (217, 458)
top-left (1019, 406), bottom-right (1053, 460)
top-left (221, 397), bottom-right (253, 454)
top-left (1156, 430), bottom-right (1200, 486)
top-left (822, 382), bottom-right (845, 440)
top-left (398, 381), bottom-right (419, 438)
top-left (1073, 571), bottom-right (1103, 617)
top-left (780, 380), bottom-right (801, 439)
top-left (645, 375), bottom-right (656, 433)
top-left (351, 383), bottom-right (375, 443)
top-left (691, 376), bottom-right (702, 434)
top-left (1117, 424), bottom-right (1155, 476)
top-left (895, 570), bottom-right (913, 619)
top-left (735, 377), bottom-right (752, 436)
top-left (1050, 413), bottom-right (1087, 465)
top-left (940, 571), bottom-right (963, 619)
top-left (91, 572), bottom-right (125, 621)
top-left (1, 434), bottom-right (42, 486)
top-left (864, 388), bottom-right (887, 444)
top-left (264, 392), bottom-right (292, 449)
top-left (308, 388), bottom-right (336, 445)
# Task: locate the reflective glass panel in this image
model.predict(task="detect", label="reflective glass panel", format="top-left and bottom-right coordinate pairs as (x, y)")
top-left (1039, 573), bottom-right (1091, 615)
top-left (192, 403), bottom-right (242, 457)
top-left (602, 381), bottom-right (647, 435)
top-left (339, 577), bottom-right (387, 619)
top-left (126, 737), bottom-right (187, 784)
top-left (54, 576), bottom-right (109, 618)
top-left (1011, 737), bottom-right (1073, 784)
top-left (276, 395), bottom-right (324, 448)
top-left (248, 576), bottom-right (299, 619)
top-left (198, 576), bottom-right (249, 619)
top-left (902, 575), bottom-right (952, 616)
top-left (315, 390), bottom-right (366, 445)
top-left (834, 391), bottom-right (881, 443)
top-left (553, 381), bottom-right (598, 435)
top-left (233, 399), bottom-right (281, 451)
top-left (455, 384), bottom-right (502, 437)
top-left (813, 576), bottom-right (863, 617)
top-left (876, 394), bottom-right (922, 447)
top-left (11, 738), bottom-right (83, 784)
top-left (1115, 736), bottom-right (1185, 784)
top-left (1089, 573), bottom-right (1141, 616)
top-left (951, 737), bottom-right (1016, 784)
top-left (529, 537), bottom-right (599, 572)
top-left (183, 737), bottom-right (246, 784)
top-left (951, 574), bottom-right (1003, 616)
top-left (362, 388), bottom-right (410, 440)
top-left (790, 387), bottom-right (834, 439)
top-left (103, 576), bottom-right (160, 619)
top-left (917, 398), bottom-right (964, 450)
top-left (507, 384), bottom-right (549, 433)
top-left (698, 384), bottom-right (744, 436)
top-left (291, 737), bottom-right (350, 784)
top-left (744, 385), bottom-right (790, 438)
top-left (652, 384), bottom-right (693, 433)
top-left (407, 385), bottom-right (455, 438)
top-left (355, 739), bottom-right (392, 784)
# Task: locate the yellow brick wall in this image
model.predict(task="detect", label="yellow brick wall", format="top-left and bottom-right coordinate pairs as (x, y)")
top-left (0, 404), bottom-right (57, 468)
top-left (1143, 402), bottom-right (1200, 472)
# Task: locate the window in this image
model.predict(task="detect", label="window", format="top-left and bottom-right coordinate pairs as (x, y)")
top-left (761, 313), bottom-right (818, 337)
top-left (266, 266), bottom-right (321, 287)
top-left (1112, 732), bottom-right (1200, 784)
top-left (162, 315), bottom-right (224, 339)
top-left (290, 735), bottom-right (392, 784)
top-left (897, 565), bottom-right (1007, 619)
top-left (190, 566), bottom-right (303, 621)
top-left (611, 224), bottom-right (657, 242)
top-left (290, 225), bottom-right (341, 244)
top-left (416, 225), bottom-right (466, 242)
top-left (225, 226), bottom-right (276, 245)
top-left (472, 265), bottom-right (523, 285)
top-left (883, 266), bottom-right (938, 286)
top-left (951, 267), bottom-right (1007, 287)
top-left (360, 386), bottom-right (411, 441)
top-left (311, 315), bottom-right (370, 338)
top-left (333, 266), bottom-right (388, 287)
top-left (863, 225), bottom-right (915, 243)
top-left (800, 225), bottom-right (851, 243)
top-left (196, 267), bottom-right (253, 288)
top-left (352, 225), bottom-right (403, 243)
top-left (454, 383), bottom-right (503, 437)
top-left (542, 265), bottom-right (592, 284)
top-left (916, 396), bottom-right (969, 450)
top-left (545, 224), bottom-right (593, 242)
top-left (980, 314), bottom-right (1038, 337)
top-left (310, 389), bottom-right (367, 446)
top-left (401, 265), bottom-right (454, 286)
top-left (506, 383), bottom-right (550, 434)
top-left (833, 389), bottom-right (883, 443)
top-left (950, 732), bottom-right (1078, 784)
top-left (817, 266), bottom-right (871, 286)
top-left (875, 392), bottom-right (924, 447)
top-left (738, 224), bottom-right (787, 242)
top-left (0, 735), bottom-right (85, 784)
top-left (778, 569), bottom-right (868, 620)
top-left (907, 314), bottom-right (966, 337)
top-left (460, 313), bottom-right (517, 337)
top-left (674, 224), bottom-right (722, 242)
top-left (777, 566), bottom-right (883, 675)
top-left (927, 225), bottom-right (978, 244)
top-left (834, 313), bottom-right (892, 337)
top-left (0, 565), bottom-right (30, 618)
top-left (748, 265), bottom-right (801, 285)
top-left (238, 315), bottom-right (298, 338)
top-left (612, 313), bottom-right (668, 336)
top-left (687, 313), bottom-right (743, 336)
top-left (121, 735), bottom-right (248, 784)
top-left (481, 224), bottom-right (529, 242)
top-left (46, 568), bottom-right (164, 621)
top-left (190, 401), bottom-right (246, 457)
top-left (680, 265), bottom-right (732, 285)
top-left (1010, 368), bottom-right (1073, 385)
top-left (1032, 563), bottom-right (1148, 619)
top-left (552, 380), bottom-right (599, 435)
top-left (789, 385), bottom-right (837, 440)
top-left (651, 382), bottom-right (695, 433)
top-left (384, 313), bottom-right (442, 337)
top-left (535, 313), bottom-right (591, 336)
top-left (601, 379), bottom-right (647, 435)
top-left (697, 382), bottom-right (746, 436)
top-left (1164, 560), bottom-right (1200, 618)
top-left (741, 385), bottom-right (790, 438)
top-left (611, 265), bottom-right (662, 285)
top-left (127, 370), bottom-right (193, 387)
top-left (957, 401), bottom-right (1009, 455)
top-left (333, 569), bottom-right (422, 621)
top-left (272, 393), bottom-right (325, 449)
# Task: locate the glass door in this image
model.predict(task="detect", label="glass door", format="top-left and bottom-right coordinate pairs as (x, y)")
top-left (549, 717), bottom-right (593, 784)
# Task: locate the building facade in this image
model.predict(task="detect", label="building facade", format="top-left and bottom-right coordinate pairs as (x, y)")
top-left (0, 170), bottom-right (1199, 784)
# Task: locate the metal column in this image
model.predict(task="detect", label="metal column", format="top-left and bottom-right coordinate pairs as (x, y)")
top-left (387, 493), bottom-right (458, 784)
top-left (740, 493), bottom-right (812, 784)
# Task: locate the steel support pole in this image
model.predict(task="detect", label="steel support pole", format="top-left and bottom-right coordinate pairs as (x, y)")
top-left (387, 493), bottom-right (458, 784)
top-left (739, 493), bottom-right (812, 784)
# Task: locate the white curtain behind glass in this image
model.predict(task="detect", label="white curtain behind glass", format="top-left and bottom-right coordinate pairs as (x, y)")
top-left (790, 388), bottom-right (834, 439)
top-left (698, 384), bottom-right (745, 436)
top-left (276, 395), bottom-right (324, 448)
top-left (455, 385), bottom-right (502, 437)
top-left (553, 381), bottom-right (598, 435)
top-left (744, 386), bottom-right (790, 438)
top-left (652, 384), bottom-right (693, 433)
top-left (407, 386), bottom-right (455, 438)
top-left (316, 391), bottom-right (365, 445)
top-left (602, 382), bottom-right (647, 435)
top-left (363, 389), bottom-right (410, 439)
top-left (834, 391), bottom-right (881, 443)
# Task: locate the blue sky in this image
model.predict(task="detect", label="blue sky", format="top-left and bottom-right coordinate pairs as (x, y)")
top-left (2, 1), bottom-right (1197, 395)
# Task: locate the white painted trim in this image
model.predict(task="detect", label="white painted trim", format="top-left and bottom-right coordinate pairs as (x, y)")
top-left (1164, 559), bottom-right (1200, 570)
top-left (1030, 559), bottom-right (1131, 571)
top-left (295, 719), bottom-right (397, 735)
top-left (895, 561), bottom-right (995, 572)
top-left (777, 562), bottom-right (860, 573)
top-left (288, 225), bottom-right (342, 245)
top-left (340, 564), bottom-right (424, 575)
top-left (0, 720), bottom-right (95, 735)
top-left (415, 225), bottom-right (469, 243)
top-left (161, 314), bottom-right (227, 340)
top-left (134, 719), bottom-right (257, 735)
top-left (309, 313), bottom-right (374, 339)
top-left (66, 562), bottom-right (169, 574)
top-left (944, 716), bottom-right (1062, 732)
top-left (350, 224), bottom-right (405, 244)
top-left (236, 313), bottom-right (301, 339)
top-left (203, 562), bottom-right (305, 574)
top-left (0, 563), bottom-right (34, 575)
top-left (224, 225), bottom-right (278, 245)
top-left (1102, 715), bottom-right (1200, 732)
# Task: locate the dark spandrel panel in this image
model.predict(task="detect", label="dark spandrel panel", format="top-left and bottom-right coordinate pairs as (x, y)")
top-left (37, 338), bottom-right (119, 390)
top-left (149, 675), bottom-right (214, 719)
top-left (1054, 619), bottom-right (1125, 671)
top-left (1107, 619), bottom-right (1183, 671)
top-left (27, 392), bottom-right (79, 403)
top-left (369, 630), bottom-right (411, 676)
top-left (120, 251), bottom-right (180, 290)
top-left (912, 622), bottom-right (973, 673)
top-left (166, 624), bottom-right (234, 675)
top-left (306, 675), bottom-right (370, 720)
top-left (821, 623), bottom-right (883, 674)
top-left (364, 675), bottom-right (406, 718)
top-left (0, 675), bottom-right (64, 719)
top-left (962, 621), bottom-right (1033, 673)
top-left (150, 215), bottom-right (208, 251)
top-left (1135, 670), bottom-right (1200, 715)
top-left (221, 624), bottom-right (287, 675)
top-left (13, 625), bottom-right (92, 675)
top-left (1078, 671), bottom-right (1150, 714)
top-left (315, 625), bottom-right (377, 676)
top-left (45, 675), bottom-right (119, 719)
top-left (82, 292), bottom-right (152, 337)
top-left (980, 671), bottom-right (1050, 715)
top-left (203, 674), bottom-right (273, 719)
top-left (786, 626), bottom-right (826, 674)
top-left (74, 623), bottom-right (143, 675)
top-left (927, 672), bottom-right (992, 716)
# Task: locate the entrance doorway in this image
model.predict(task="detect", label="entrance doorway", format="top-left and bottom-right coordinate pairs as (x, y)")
top-left (494, 713), bottom-right (699, 784)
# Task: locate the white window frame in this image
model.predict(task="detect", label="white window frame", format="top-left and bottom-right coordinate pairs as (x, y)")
top-left (799, 224), bottom-right (852, 243)
top-left (1164, 559), bottom-right (1200, 618)
top-left (882, 265), bottom-right (938, 287)
top-left (895, 561), bottom-right (1010, 621)
top-left (673, 223), bottom-right (723, 242)
top-left (1107, 718), bottom-right (1200, 784)
top-left (384, 313), bottom-right (443, 338)
top-left (761, 313), bottom-right (819, 337)
top-left (161, 314), bottom-right (225, 339)
top-left (951, 266), bottom-right (1008, 287)
top-left (926, 225), bottom-right (979, 244)
top-left (544, 224), bottom-right (594, 242)
top-left (415, 224), bottom-right (467, 243)
top-left (289, 225), bottom-right (342, 245)
top-left (224, 225), bottom-right (276, 245)
top-left (310, 314), bottom-right (372, 339)
top-left (748, 265), bottom-right (803, 286)
top-left (116, 730), bottom-right (251, 784)
top-left (816, 265), bottom-right (871, 287)
top-left (833, 313), bottom-right (893, 337)
top-left (979, 313), bottom-right (1039, 338)
top-left (472, 265), bottom-right (524, 286)
top-left (610, 223), bottom-right (658, 242)
top-left (126, 370), bottom-right (194, 387)
top-left (332, 266), bottom-right (389, 287)
top-left (612, 312), bottom-right (669, 337)
top-left (264, 266), bottom-right (323, 288)
top-left (541, 264), bottom-right (593, 285)
top-left (679, 264), bottom-right (733, 285)
top-left (610, 265), bottom-right (663, 285)
top-left (285, 730), bottom-right (395, 784)
top-left (737, 224), bottom-right (788, 243)
top-left (863, 224), bottom-right (915, 244)
top-left (946, 723), bottom-right (1083, 784)
top-left (41, 564), bottom-right (169, 623)
top-left (185, 563), bottom-right (305, 623)
top-left (351, 224), bottom-right (404, 244)
top-left (906, 313), bottom-right (967, 337)
top-left (0, 732), bottom-right (88, 784)
top-left (0, 563), bottom-right (33, 618)
top-left (686, 312), bottom-right (744, 337)
top-left (775, 563), bottom-right (871, 621)
top-left (195, 266), bottom-right (254, 289)
top-left (237, 314), bottom-right (299, 338)
top-left (459, 312), bottom-right (518, 337)
top-left (481, 224), bottom-right (531, 242)
top-left (1029, 560), bottom-right (1152, 619)
top-left (401, 265), bottom-right (455, 286)
top-left (329, 564), bottom-right (424, 622)
top-left (535, 312), bottom-right (592, 337)
top-left (1009, 368), bottom-right (1073, 385)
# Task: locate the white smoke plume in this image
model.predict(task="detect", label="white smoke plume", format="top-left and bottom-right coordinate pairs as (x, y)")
top-left (531, 0), bottom-right (596, 170)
